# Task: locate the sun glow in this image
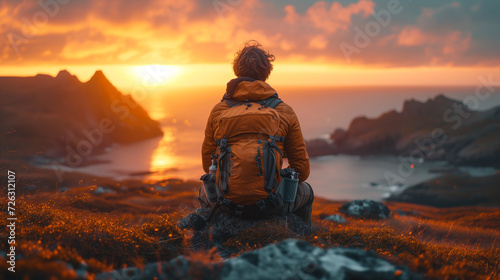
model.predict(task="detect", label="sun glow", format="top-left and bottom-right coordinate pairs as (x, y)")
top-left (149, 129), bottom-right (176, 171)
top-left (133, 65), bottom-right (182, 87)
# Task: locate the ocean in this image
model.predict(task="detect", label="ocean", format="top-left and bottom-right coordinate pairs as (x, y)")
top-left (63, 85), bottom-right (500, 201)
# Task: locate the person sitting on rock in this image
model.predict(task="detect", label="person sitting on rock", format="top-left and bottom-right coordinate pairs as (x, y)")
top-left (198, 40), bottom-right (314, 227)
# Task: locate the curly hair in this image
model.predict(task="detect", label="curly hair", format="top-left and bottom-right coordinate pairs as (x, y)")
top-left (232, 40), bottom-right (275, 81)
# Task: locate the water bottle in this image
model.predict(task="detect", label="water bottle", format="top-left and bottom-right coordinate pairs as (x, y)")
top-left (202, 159), bottom-right (218, 202)
top-left (282, 171), bottom-right (299, 203)
top-left (209, 159), bottom-right (217, 174)
top-left (277, 168), bottom-right (299, 206)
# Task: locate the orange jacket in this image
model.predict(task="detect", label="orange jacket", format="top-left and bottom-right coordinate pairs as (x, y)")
top-left (201, 80), bottom-right (310, 182)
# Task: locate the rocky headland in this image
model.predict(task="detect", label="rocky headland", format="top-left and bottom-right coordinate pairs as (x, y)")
top-left (306, 95), bottom-right (500, 167)
top-left (0, 70), bottom-right (163, 166)
top-left (387, 172), bottom-right (500, 207)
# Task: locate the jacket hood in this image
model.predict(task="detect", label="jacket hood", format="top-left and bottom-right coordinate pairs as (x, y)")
top-left (223, 77), bottom-right (278, 102)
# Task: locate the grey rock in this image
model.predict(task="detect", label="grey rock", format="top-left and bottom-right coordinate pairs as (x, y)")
top-left (393, 210), bottom-right (407, 216)
top-left (339, 200), bottom-right (391, 219)
top-left (97, 256), bottom-right (192, 280)
top-left (142, 256), bottom-right (189, 280)
top-left (324, 214), bottom-right (347, 223)
top-left (76, 261), bottom-right (89, 279)
top-left (94, 186), bottom-right (115, 194)
top-left (96, 239), bottom-right (421, 280)
top-left (222, 239), bottom-right (420, 280)
top-left (65, 262), bottom-right (74, 271)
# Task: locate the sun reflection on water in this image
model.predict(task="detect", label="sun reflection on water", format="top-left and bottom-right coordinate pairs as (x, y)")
top-left (149, 129), bottom-right (176, 174)
top-left (146, 126), bottom-right (203, 181)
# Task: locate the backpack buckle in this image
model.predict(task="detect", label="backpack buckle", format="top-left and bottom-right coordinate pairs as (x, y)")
top-left (220, 139), bottom-right (227, 149)
top-left (268, 136), bottom-right (276, 147)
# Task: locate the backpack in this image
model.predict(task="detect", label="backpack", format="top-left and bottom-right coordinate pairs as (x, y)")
top-left (211, 96), bottom-right (285, 217)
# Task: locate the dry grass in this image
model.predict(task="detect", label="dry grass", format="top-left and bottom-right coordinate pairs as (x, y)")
top-left (310, 198), bottom-right (500, 280)
top-left (0, 186), bottom-right (185, 279)
top-left (0, 182), bottom-right (499, 280)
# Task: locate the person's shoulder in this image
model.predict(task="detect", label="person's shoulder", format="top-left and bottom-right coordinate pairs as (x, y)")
top-left (275, 99), bottom-right (296, 115)
top-left (210, 101), bottom-right (229, 113)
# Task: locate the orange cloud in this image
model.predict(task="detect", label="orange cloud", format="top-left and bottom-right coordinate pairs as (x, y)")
top-left (0, 0), bottom-right (499, 68)
top-left (398, 27), bottom-right (471, 57)
top-left (305, 0), bottom-right (375, 34)
top-left (284, 5), bottom-right (299, 24)
top-left (309, 35), bottom-right (329, 49)
top-left (397, 27), bottom-right (428, 46)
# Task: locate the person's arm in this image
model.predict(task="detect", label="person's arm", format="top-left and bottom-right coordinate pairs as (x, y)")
top-left (284, 112), bottom-right (310, 182)
top-left (201, 108), bottom-right (217, 173)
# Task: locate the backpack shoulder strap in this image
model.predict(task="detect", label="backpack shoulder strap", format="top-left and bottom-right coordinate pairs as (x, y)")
top-left (225, 97), bottom-right (282, 108)
top-left (224, 98), bottom-right (243, 108)
top-left (266, 97), bottom-right (282, 109)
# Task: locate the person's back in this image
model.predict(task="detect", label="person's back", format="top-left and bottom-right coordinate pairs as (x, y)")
top-left (198, 40), bottom-right (314, 226)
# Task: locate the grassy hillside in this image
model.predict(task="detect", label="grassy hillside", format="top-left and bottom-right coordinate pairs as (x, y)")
top-left (1, 171), bottom-right (499, 280)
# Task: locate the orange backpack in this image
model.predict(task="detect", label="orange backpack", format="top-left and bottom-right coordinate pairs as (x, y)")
top-left (212, 97), bottom-right (285, 213)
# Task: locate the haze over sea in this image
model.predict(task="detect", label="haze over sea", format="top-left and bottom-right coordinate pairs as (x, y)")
top-left (71, 85), bottom-right (500, 201)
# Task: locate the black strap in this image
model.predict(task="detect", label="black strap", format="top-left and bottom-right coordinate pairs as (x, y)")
top-left (255, 147), bottom-right (263, 176)
top-left (205, 200), bottom-right (222, 230)
top-left (225, 99), bottom-right (244, 108)
top-left (224, 96), bottom-right (282, 109)
top-left (265, 97), bottom-right (283, 109)
top-left (266, 146), bottom-right (277, 192)
top-left (217, 135), bottom-right (284, 144)
top-left (274, 135), bottom-right (285, 142)
top-left (219, 150), bottom-right (229, 193)
top-left (221, 194), bottom-right (284, 219)
top-left (216, 139), bottom-right (230, 193)
top-left (274, 144), bottom-right (283, 157)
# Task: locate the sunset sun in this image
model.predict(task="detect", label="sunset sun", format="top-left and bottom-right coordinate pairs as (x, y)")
top-left (133, 65), bottom-right (182, 87)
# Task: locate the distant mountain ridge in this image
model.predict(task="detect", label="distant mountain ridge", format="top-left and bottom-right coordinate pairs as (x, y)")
top-left (0, 70), bottom-right (163, 165)
top-left (307, 94), bottom-right (500, 166)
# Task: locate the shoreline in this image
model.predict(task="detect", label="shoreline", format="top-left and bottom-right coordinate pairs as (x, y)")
top-left (10, 155), bottom-right (500, 208)
top-left (23, 152), bottom-right (500, 207)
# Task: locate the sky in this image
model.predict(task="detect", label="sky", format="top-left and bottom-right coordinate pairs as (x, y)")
top-left (1, 0), bottom-right (500, 88)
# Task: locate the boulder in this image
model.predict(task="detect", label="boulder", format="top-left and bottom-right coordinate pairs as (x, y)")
top-left (324, 214), bottom-right (347, 223)
top-left (96, 239), bottom-right (421, 280)
top-left (339, 200), bottom-right (391, 219)
top-left (93, 186), bottom-right (115, 195)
